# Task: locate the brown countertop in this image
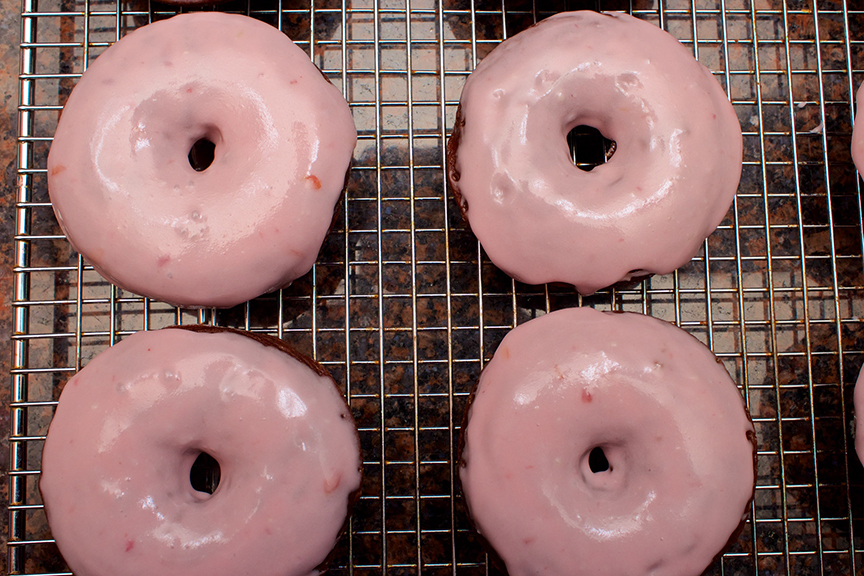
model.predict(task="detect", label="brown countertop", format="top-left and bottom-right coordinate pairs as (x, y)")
top-left (4, 2), bottom-right (864, 575)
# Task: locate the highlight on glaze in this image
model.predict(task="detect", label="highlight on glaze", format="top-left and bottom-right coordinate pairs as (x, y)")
top-left (459, 307), bottom-right (755, 576)
top-left (47, 12), bottom-right (357, 308)
top-left (448, 11), bottom-right (743, 294)
top-left (40, 327), bottom-right (362, 576)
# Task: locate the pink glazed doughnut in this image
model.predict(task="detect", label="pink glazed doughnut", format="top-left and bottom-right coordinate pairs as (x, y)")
top-left (459, 307), bottom-right (756, 576)
top-left (447, 11), bottom-right (742, 294)
top-left (47, 12), bottom-right (356, 308)
top-left (40, 326), bottom-right (362, 576)
top-left (854, 365), bottom-right (864, 464)
top-left (852, 83), bottom-right (864, 174)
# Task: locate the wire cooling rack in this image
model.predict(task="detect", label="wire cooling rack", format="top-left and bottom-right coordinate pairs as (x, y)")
top-left (10, 0), bottom-right (864, 574)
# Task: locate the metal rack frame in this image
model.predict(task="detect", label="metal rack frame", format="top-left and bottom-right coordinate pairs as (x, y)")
top-left (10, 0), bottom-right (864, 574)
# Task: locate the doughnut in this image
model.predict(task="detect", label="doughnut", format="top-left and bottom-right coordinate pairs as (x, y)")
top-left (855, 365), bottom-right (864, 464)
top-left (446, 11), bottom-right (742, 294)
top-left (459, 307), bottom-right (756, 576)
top-left (40, 326), bottom-right (362, 576)
top-left (47, 12), bottom-right (356, 308)
top-left (160, 0), bottom-right (230, 6)
top-left (852, 83), bottom-right (864, 174)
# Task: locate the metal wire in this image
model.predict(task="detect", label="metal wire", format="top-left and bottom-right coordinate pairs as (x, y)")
top-left (10, 0), bottom-right (864, 574)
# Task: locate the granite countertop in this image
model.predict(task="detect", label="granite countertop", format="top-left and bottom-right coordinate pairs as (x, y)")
top-left (2, 2), bottom-right (863, 575)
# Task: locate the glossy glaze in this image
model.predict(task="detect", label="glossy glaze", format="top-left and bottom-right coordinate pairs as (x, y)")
top-left (460, 307), bottom-right (755, 576)
top-left (47, 13), bottom-right (356, 308)
top-left (855, 365), bottom-right (864, 463)
top-left (40, 328), bottom-right (362, 576)
top-left (448, 11), bottom-right (742, 294)
top-left (852, 83), bottom-right (864, 174)
top-left (159, 0), bottom-right (230, 5)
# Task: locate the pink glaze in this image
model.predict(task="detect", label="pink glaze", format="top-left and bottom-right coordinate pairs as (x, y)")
top-left (855, 365), bottom-right (864, 463)
top-left (47, 13), bottom-right (356, 308)
top-left (40, 328), bottom-right (361, 576)
top-left (852, 83), bottom-right (864, 174)
top-left (460, 308), bottom-right (755, 576)
top-left (449, 12), bottom-right (742, 294)
top-left (159, 0), bottom-right (231, 5)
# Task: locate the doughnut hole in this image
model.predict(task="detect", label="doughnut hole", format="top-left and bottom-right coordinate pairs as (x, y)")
top-left (189, 450), bottom-right (221, 495)
top-left (188, 137), bottom-right (216, 171)
top-left (567, 125), bottom-right (616, 172)
top-left (588, 446), bottom-right (610, 473)
top-left (579, 443), bottom-right (627, 493)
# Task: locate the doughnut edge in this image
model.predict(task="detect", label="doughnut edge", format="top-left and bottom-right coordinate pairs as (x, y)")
top-left (455, 358), bottom-right (510, 573)
top-left (155, 0), bottom-right (233, 5)
top-left (445, 104), bottom-right (469, 220)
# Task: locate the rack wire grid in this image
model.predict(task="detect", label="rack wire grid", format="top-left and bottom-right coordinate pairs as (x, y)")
top-left (9, 0), bottom-right (864, 573)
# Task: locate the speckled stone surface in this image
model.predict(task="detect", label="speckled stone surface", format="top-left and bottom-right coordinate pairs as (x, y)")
top-left (5, 1), bottom-right (864, 575)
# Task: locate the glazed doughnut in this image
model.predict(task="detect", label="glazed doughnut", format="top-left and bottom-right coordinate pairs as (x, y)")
top-left (47, 12), bottom-right (356, 308)
top-left (854, 365), bottom-right (864, 464)
top-left (852, 83), bottom-right (864, 174)
top-left (447, 11), bottom-right (742, 294)
top-left (160, 0), bottom-right (230, 6)
top-left (40, 326), bottom-right (362, 576)
top-left (459, 307), bottom-right (755, 576)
